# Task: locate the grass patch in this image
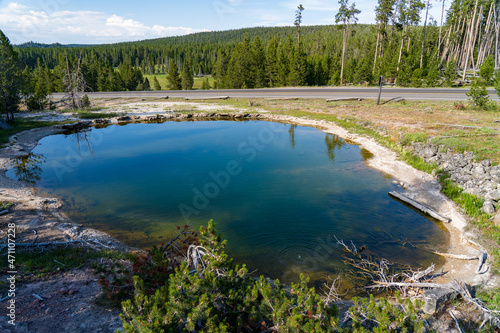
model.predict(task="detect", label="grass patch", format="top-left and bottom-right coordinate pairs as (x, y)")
top-left (0, 201), bottom-right (14, 210)
top-left (11, 247), bottom-right (130, 278)
top-left (0, 119), bottom-right (62, 145)
top-left (439, 173), bottom-right (485, 218)
top-left (75, 111), bottom-right (119, 119)
top-left (400, 132), bottom-right (428, 146)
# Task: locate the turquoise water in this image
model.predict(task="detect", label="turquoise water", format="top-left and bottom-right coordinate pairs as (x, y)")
top-left (9, 120), bottom-right (447, 286)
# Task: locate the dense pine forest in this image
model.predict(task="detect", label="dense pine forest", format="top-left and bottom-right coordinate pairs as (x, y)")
top-left (3, 0), bottom-right (500, 111)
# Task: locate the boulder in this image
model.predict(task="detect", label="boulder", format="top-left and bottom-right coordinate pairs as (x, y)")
top-left (485, 189), bottom-right (500, 201)
top-left (483, 200), bottom-right (497, 215)
top-left (423, 288), bottom-right (458, 315)
top-left (494, 212), bottom-right (500, 227)
top-left (423, 146), bottom-right (438, 158)
top-left (481, 159), bottom-right (492, 167)
top-left (472, 166), bottom-right (486, 179)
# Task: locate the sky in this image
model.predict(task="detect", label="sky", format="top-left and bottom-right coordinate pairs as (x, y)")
top-left (0, 0), bottom-right (451, 45)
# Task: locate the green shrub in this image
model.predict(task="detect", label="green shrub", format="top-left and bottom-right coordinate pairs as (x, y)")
top-left (479, 55), bottom-right (495, 83)
top-left (349, 294), bottom-right (426, 332)
top-left (400, 132), bottom-right (428, 146)
top-left (467, 79), bottom-right (490, 110)
top-left (120, 221), bottom-right (339, 332)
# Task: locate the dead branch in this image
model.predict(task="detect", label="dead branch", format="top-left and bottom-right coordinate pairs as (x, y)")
top-left (449, 310), bottom-right (464, 333)
top-left (366, 281), bottom-right (453, 289)
top-left (322, 276), bottom-right (343, 305)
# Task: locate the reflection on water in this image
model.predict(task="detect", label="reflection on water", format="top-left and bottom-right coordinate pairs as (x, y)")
top-left (9, 153), bottom-right (45, 185)
top-left (325, 134), bottom-right (344, 161)
top-left (288, 124), bottom-right (297, 148)
top-left (7, 120), bottom-right (448, 293)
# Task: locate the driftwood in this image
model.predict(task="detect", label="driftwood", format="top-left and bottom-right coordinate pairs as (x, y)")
top-left (433, 250), bottom-right (487, 274)
top-left (0, 210), bottom-right (9, 216)
top-left (366, 281), bottom-right (453, 289)
top-left (450, 310), bottom-right (464, 333)
top-left (32, 293), bottom-right (44, 301)
top-left (184, 96), bottom-right (229, 100)
top-left (433, 252), bottom-right (481, 260)
top-left (326, 97), bottom-right (364, 102)
top-left (389, 191), bottom-right (451, 223)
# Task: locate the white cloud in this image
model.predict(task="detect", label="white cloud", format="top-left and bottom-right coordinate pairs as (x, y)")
top-left (0, 2), bottom-right (208, 44)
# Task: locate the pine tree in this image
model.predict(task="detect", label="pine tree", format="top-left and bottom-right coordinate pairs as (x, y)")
top-left (181, 60), bottom-right (194, 90)
top-left (289, 42), bottom-right (308, 86)
top-left (252, 37), bottom-right (267, 88)
top-left (0, 30), bottom-right (23, 121)
top-left (374, 0), bottom-right (396, 72)
top-left (227, 33), bottom-right (254, 89)
top-left (153, 76), bottom-right (162, 90)
top-left (167, 59), bottom-right (182, 90)
top-left (214, 49), bottom-right (229, 89)
top-left (25, 59), bottom-right (49, 110)
top-left (201, 77), bottom-right (210, 90)
top-left (294, 4), bottom-right (305, 44)
top-left (143, 77), bottom-right (151, 91)
top-left (335, 0), bottom-right (361, 85)
top-left (266, 35), bottom-right (280, 87)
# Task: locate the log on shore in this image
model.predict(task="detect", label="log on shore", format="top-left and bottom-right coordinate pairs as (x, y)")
top-left (326, 97), bottom-right (364, 102)
top-left (265, 97), bottom-right (299, 101)
top-left (389, 191), bottom-right (451, 223)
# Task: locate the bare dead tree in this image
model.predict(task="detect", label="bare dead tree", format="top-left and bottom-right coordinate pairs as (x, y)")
top-left (61, 54), bottom-right (91, 109)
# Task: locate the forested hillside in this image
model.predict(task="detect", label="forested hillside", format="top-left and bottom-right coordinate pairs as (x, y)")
top-left (11, 0), bottom-right (500, 98)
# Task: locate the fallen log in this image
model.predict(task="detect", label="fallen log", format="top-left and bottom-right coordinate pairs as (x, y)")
top-left (433, 252), bottom-right (481, 260)
top-left (389, 191), bottom-right (451, 223)
top-left (366, 281), bottom-right (453, 289)
top-left (326, 97), bottom-right (364, 102)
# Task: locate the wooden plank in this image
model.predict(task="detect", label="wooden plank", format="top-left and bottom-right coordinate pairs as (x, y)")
top-left (389, 191), bottom-right (451, 223)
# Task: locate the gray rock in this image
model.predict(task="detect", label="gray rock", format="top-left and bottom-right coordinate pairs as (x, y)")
top-left (485, 189), bottom-right (500, 201)
top-left (423, 146), bottom-right (438, 158)
top-left (464, 151), bottom-right (475, 161)
top-left (494, 212), bottom-right (500, 227)
top-left (481, 159), bottom-right (492, 167)
top-left (464, 187), bottom-right (481, 197)
top-left (483, 201), bottom-right (497, 214)
top-left (423, 288), bottom-right (458, 315)
top-left (472, 166), bottom-right (486, 179)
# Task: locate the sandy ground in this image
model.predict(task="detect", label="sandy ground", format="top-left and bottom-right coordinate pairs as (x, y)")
top-left (0, 100), bottom-right (498, 332)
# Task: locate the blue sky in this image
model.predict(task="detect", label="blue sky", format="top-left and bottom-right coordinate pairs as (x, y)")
top-left (0, 0), bottom-right (450, 44)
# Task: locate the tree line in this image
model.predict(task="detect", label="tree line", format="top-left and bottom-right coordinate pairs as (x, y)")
top-left (2, 0), bottom-right (499, 117)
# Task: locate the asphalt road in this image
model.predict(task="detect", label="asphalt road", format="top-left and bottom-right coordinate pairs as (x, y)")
top-left (51, 87), bottom-right (499, 101)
